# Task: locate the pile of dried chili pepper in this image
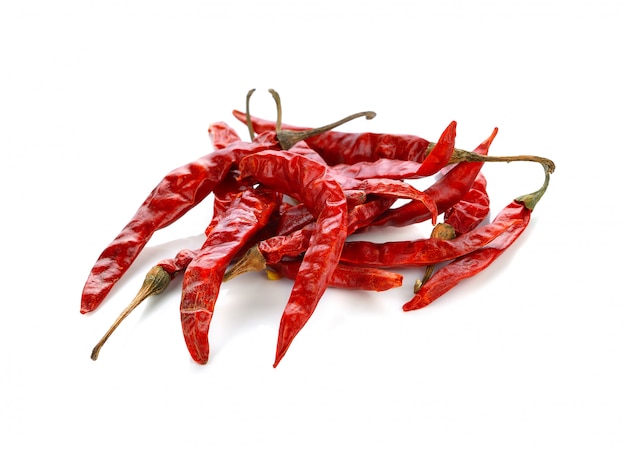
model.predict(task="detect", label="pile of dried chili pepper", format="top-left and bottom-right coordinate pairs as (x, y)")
top-left (83, 89), bottom-right (555, 367)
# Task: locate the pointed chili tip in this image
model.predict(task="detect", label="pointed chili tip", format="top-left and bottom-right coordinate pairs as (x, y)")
top-left (181, 310), bottom-right (212, 365)
top-left (402, 298), bottom-right (426, 311)
top-left (80, 295), bottom-right (101, 314)
top-left (485, 127), bottom-right (498, 145)
top-left (273, 333), bottom-right (292, 368)
top-left (273, 351), bottom-right (285, 368)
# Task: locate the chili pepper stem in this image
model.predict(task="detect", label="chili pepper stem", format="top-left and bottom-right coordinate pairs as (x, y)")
top-left (448, 149), bottom-right (556, 173)
top-left (414, 265), bottom-right (435, 292)
top-left (515, 162), bottom-right (552, 210)
top-left (223, 244), bottom-right (267, 282)
top-left (245, 88), bottom-right (256, 141)
top-left (90, 265), bottom-right (171, 361)
top-left (276, 111), bottom-right (376, 150)
top-left (268, 88), bottom-right (375, 150)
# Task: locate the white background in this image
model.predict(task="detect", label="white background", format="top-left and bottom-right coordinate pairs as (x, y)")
top-left (1, 1), bottom-right (624, 451)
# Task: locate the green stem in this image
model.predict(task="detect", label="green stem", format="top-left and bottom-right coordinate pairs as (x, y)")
top-left (515, 162), bottom-right (552, 210)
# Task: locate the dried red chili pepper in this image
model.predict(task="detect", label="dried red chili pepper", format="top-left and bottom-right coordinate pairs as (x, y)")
top-left (324, 120), bottom-right (456, 179)
top-left (403, 163), bottom-right (552, 311)
top-left (80, 133), bottom-right (279, 314)
top-left (237, 149), bottom-right (349, 367)
top-left (413, 172), bottom-right (490, 291)
top-left (268, 260), bottom-right (403, 292)
top-left (180, 187), bottom-right (280, 364)
top-left (232, 109), bottom-right (431, 165)
top-left (338, 210), bottom-right (521, 268)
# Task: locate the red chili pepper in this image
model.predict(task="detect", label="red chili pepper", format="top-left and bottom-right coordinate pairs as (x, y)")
top-left (403, 163), bottom-right (551, 311)
top-left (268, 260), bottom-right (403, 292)
top-left (80, 132), bottom-right (279, 314)
top-left (232, 109), bottom-right (431, 165)
top-left (237, 150), bottom-right (349, 367)
top-left (339, 210), bottom-right (522, 268)
top-left (180, 187), bottom-right (280, 364)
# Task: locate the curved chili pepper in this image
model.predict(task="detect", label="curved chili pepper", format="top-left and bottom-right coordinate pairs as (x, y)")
top-left (180, 187), bottom-right (280, 364)
top-left (402, 168), bottom-right (550, 311)
top-left (237, 150), bottom-right (348, 367)
top-left (339, 212), bottom-right (521, 268)
top-left (268, 261), bottom-right (403, 292)
top-left (414, 171), bottom-right (491, 290)
top-left (80, 132), bottom-right (279, 314)
top-left (403, 164), bottom-right (551, 311)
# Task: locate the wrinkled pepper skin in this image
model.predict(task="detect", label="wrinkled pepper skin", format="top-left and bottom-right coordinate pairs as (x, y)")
top-left (269, 261), bottom-right (403, 292)
top-left (339, 213), bottom-right (520, 268)
top-left (232, 109), bottom-right (432, 165)
top-left (180, 188), bottom-right (280, 364)
top-left (444, 172), bottom-right (490, 234)
top-left (80, 132), bottom-right (278, 314)
top-left (238, 150), bottom-right (349, 367)
top-left (403, 200), bottom-right (531, 311)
